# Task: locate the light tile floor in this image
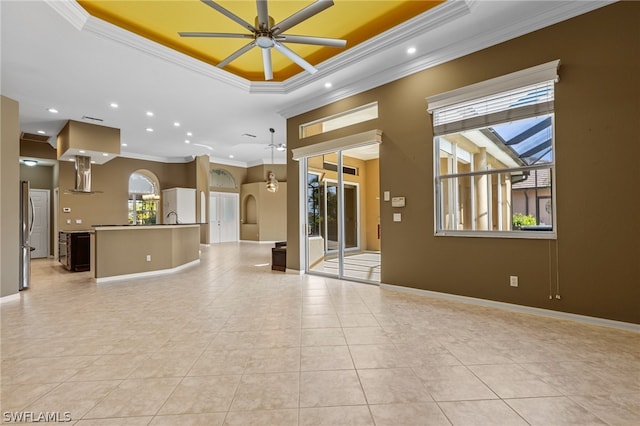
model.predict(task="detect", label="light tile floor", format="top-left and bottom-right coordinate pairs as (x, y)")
top-left (1, 243), bottom-right (638, 425)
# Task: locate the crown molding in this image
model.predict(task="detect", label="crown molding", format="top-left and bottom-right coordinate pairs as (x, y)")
top-left (48, 0), bottom-right (614, 119)
top-left (119, 151), bottom-right (194, 164)
top-left (278, 0), bottom-right (614, 118)
top-left (44, 0), bottom-right (88, 31)
top-left (82, 16), bottom-right (252, 91)
top-left (275, 0), bottom-right (472, 95)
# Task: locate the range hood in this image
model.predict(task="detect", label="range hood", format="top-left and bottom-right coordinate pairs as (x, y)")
top-left (69, 155), bottom-right (97, 193)
top-left (57, 120), bottom-right (120, 194)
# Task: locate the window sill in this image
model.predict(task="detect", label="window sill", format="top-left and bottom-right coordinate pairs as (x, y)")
top-left (435, 230), bottom-right (556, 240)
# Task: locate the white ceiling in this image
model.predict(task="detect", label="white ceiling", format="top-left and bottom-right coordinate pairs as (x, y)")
top-left (1, 0), bottom-right (611, 167)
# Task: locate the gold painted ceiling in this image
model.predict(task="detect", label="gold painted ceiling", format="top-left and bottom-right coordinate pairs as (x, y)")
top-left (78, 0), bottom-right (443, 81)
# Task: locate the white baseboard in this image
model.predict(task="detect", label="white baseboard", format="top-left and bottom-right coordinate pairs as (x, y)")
top-left (380, 283), bottom-right (640, 333)
top-left (0, 292), bottom-right (21, 304)
top-left (240, 240), bottom-right (284, 245)
top-left (95, 259), bottom-right (200, 284)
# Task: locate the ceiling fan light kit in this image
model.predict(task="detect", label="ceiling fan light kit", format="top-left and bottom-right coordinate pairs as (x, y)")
top-left (179, 0), bottom-right (346, 81)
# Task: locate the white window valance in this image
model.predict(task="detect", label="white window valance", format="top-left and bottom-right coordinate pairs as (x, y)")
top-left (426, 60), bottom-right (560, 114)
top-left (291, 129), bottom-right (382, 161)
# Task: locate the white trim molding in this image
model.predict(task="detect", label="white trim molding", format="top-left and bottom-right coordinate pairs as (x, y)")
top-left (380, 283), bottom-right (640, 333)
top-left (426, 60), bottom-right (560, 113)
top-left (0, 293), bottom-right (21, 304)
top-left (95, 259), bottom-right (200, 283)
top-left (291, 129), bottom-right (382, 161)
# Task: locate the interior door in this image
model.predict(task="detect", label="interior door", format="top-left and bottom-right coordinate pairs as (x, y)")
top-left (209, 192), bottom-right (239, 243)
top-left (29, 189), bottom-right (49, 259)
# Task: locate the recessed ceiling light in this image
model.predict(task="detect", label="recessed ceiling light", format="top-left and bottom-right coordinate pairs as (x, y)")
top-left (324, 82), bottom-right (332, 88)
top-left (110, 102), bottom-right (118, 108)
top-left (185, 140), bottom-right (190, 144)
top-left (146, 111), bottom-right (154, 117)
top-left (407, 47), bottom-right (417, 54)
top-left (47, 108), bottom-right (58, 113)
top-left (23, 160), bottom-right (38, 167)
top-left (102, 153), bottom-right (109, 156)
top-left (146, 128), bottom-right (154, 132)
top-left (121, 143), bottom-right (128, 147)
top-left (79, 150), bottom-right (86, 154)
top-left (68, 159), bottom-right (75, 162)
top-left (229, 154), bottom-right (234, 159)
top-left (37, 130), bottom-right (46, 134)
top-left (174, 122), bottom-right (180, 127)
top-left (186, 132), bottom-right (193, 136)
top-left (91, 160), bottom-right (96, 164)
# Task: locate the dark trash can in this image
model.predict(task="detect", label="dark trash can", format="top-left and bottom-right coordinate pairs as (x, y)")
top-left (272, 241), bottom-right (286, 272)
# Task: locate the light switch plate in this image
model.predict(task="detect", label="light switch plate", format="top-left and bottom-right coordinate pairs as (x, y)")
top-left (75, 219), bottom-right (82, 224)
top-left (391, 197), bottom-right (406, 208)
top-left (393, 213), bottom-right (402, 222)
top-left (383, 191), bottom-right (390, 201)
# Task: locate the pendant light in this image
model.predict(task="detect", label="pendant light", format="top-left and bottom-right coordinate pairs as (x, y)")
top-left (266, 128), bottom-right (279, 193)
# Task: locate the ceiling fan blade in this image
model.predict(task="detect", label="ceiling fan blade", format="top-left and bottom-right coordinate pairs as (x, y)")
top-left (217, 41), bottom-right (256, 68)
top-left (272, 0), bottom-right (334, 36)
top-left (256, 0), bottom-right (270, 31)
top-left (178, 32), bottom-right (253, 39)
top-left (262, 48), bottom-right (273, 81)
top-left (273, 42), bottom-right (317, 75)
top-left (201, 0), bottom-right (256, 33)
top-left (278, 35), bottom-right (346, 48)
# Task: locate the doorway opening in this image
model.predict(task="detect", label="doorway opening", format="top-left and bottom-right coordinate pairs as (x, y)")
top-left (303, 143), bottom-right (380, 283)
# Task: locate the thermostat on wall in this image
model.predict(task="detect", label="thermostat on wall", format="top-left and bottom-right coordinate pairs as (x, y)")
top-left (391, 197), bottom-right (405, 208)
top-left (63, 207), bottom-right (71, 213)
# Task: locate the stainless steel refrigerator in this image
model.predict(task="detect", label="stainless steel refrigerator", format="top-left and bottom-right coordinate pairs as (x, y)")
top-left (19, 180), bottom-right (33, 290)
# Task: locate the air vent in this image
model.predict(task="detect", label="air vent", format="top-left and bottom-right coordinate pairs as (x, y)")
top-left (20, 132), bottom-right (50, 143)
top-left (81, 115), bottom-right (104, 122)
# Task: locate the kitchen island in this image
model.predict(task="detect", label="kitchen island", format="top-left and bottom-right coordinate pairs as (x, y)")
top-left (93, 224), bottom-right (200, 283)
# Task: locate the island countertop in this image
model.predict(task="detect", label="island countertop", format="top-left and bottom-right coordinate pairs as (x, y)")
top-left (93, 224), bottom-right (200, 282)
top-left (92, 224), bottom-right (200, 230)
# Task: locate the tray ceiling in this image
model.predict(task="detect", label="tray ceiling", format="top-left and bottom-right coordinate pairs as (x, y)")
top-left (77, 0), bottom-right (442, 81)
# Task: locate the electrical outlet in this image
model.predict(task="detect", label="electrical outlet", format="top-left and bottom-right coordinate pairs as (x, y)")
top-left (146, 255), bottom-right (151, 262)
top-left (510, 275), bottom-right (519, 287)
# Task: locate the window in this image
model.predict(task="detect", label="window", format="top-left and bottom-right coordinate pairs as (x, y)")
top-left (300, 102), bottom-right (378, 138)
top-left (128, 170), bottom-right (159, 225)
top-left (427, 61), bottom-right (559, 238)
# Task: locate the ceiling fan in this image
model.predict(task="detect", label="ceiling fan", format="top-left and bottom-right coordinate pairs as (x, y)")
top-left (179, 0), bottom-right (347, 80)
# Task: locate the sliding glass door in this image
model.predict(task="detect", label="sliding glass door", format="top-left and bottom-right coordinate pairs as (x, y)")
top-left (304, 144), bottom-right (380, 283)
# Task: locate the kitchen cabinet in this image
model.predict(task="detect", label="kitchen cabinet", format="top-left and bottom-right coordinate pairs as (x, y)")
top-left (59, 231), bottom-right (91, 272)
top-left (162, 188), bottom-right (196, 224)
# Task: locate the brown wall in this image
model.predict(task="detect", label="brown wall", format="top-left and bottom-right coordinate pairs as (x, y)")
top-left (364, 158), bottom-right (381, 251)
top-left (58, 156), bottom-right (194, 231)
top-left (287, 2), bottom-right (640, 323)
top-left (1, 96), bottom-right (21, 297)
top-left (240, 182), bottom-right (287, 241)
top-left (20, 164), bottom-right (56, 254)
top-left (246, 164), bottom-right (288, 184)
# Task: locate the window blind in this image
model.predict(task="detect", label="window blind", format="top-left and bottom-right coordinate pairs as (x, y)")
top-left (432, 81), bottom-right (555, 136)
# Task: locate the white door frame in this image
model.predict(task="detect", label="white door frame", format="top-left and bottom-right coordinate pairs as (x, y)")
top-left (209, 191), bottom-right (239, 243)
top-left (29, 188), bottom-right (50, 259)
